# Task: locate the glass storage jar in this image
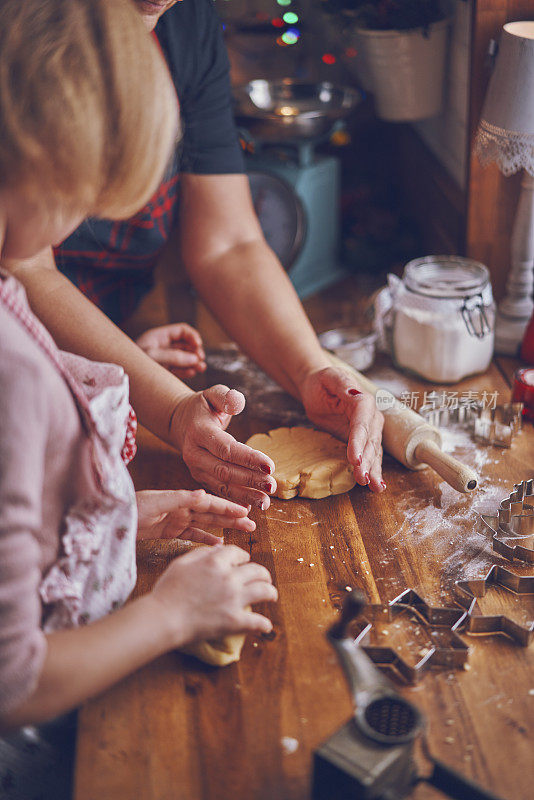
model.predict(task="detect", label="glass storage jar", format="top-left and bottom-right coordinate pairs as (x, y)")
top-left (390, 256), bottom-right (495, 383)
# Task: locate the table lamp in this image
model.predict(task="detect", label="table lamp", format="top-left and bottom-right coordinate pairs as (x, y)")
top-left (475, 20), bottom-right (534, 355)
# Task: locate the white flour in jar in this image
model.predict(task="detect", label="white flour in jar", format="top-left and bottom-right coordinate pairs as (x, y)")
top-left (378, 257), bottom-right (496, 383)
top-left (393, 305), bottom-right (494, 383)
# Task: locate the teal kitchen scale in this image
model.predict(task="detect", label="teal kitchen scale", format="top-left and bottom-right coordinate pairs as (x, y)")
top-left (234, 80), bottom-right (361, 298)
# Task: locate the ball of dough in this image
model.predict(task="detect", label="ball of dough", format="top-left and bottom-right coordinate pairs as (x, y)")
top-left (247, 427), bottom-right (355, 500)
top-left (180, 633), bottom-right (246, 667)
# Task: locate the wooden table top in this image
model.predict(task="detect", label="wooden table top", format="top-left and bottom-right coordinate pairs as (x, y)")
top-left (74, 283), bottom-right (534, 800)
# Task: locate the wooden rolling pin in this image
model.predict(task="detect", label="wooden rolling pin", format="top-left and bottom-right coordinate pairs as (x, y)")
top-left (327, 352), bottom-right (478, 493)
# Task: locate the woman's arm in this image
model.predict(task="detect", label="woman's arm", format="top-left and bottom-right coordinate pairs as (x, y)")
top-left (4, 248), bottom-right (192, 442)
top-left (2, 251), bottom-right (275, 507)
top-left (180, 174), bottom-right (385, 491)
top-left (1, 545), bottom-right (276, 732)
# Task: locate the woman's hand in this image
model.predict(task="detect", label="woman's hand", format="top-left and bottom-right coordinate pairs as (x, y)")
top-left (136, 323), bottom-right (206, 379)
top-left (136, 488), bottom-right (256, 544)
top-left (151, 544), bottom-right (277, 646)
top-left (170, 384), bottom-right (276, 509)
top-left (300, 367), bottom-right (385, 493)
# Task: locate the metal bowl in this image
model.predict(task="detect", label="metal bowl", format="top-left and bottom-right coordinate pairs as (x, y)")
top-left (319, 328), bottom-right (377, 372)
top-left (234, 79), bottom-right (361, 142)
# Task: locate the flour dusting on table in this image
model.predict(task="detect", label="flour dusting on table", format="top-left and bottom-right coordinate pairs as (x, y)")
top-left (386, 417), bottom-right (512, 602)
top-left (206, 345), bottom-right (308, 425)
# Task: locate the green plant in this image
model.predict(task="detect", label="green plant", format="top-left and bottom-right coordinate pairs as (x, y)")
top-left (321, 0), bottom-right (446, 32)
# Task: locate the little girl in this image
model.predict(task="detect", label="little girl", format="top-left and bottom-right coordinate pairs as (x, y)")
top-left (0, 0), bottom-right (276, 743)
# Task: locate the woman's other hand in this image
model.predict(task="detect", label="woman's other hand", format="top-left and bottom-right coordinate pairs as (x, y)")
top-left (300, 367), bottom-right (385, 493)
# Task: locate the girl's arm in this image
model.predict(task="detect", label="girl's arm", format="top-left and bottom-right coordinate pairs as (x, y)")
top-left (1, 545), bottom-right (276, 732)
top-left (1, 593), bottom-right (169, 730)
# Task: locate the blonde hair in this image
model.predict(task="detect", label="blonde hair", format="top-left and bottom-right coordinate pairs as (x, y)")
top-left (0, 0), bottom-right (179, 220)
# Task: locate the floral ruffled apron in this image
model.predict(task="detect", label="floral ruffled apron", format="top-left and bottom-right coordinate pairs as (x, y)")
top-left (0, 274), bottom-right (138, 631)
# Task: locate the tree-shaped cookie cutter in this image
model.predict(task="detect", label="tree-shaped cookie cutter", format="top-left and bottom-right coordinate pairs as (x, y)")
top-left (454, 565), bottom-right (534, 646)
top-left (480, 478), bottom-right (534, 564)
top-left (351, 589), bottom-right (469, 684)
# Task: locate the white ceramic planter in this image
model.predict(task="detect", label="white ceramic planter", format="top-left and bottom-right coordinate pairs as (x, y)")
top-left (356, 19), bottom-right (450, 121)
top-left (343, 27), bottom-right (375, 93)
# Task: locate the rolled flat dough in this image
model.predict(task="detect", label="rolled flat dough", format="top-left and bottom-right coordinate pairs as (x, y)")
top-left (180, 633), bottom-right (246, 667)
top-left (247, 427), bottom-right (356, 500)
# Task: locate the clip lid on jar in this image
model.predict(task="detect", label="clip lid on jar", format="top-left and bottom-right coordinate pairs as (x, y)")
top-left (383, 256), bottom-right (495, 383)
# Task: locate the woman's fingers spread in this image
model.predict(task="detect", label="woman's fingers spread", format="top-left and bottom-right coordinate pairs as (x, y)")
top-left (360, 410), bottom-right (384, 488)
top-left (199, 427), bottom-right (275, 476)
top-left (226, 487), bottom-right (271, 511)
top-left (366, 444), bottom-right (385, 493)
top-left (195, 470), bottom-right (271, 510)
top-left (203, 455), bottom-right (277, 495)
top-left (345, 393), bottom-right (377, 470)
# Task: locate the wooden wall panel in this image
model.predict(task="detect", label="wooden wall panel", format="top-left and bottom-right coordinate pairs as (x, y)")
top-left (396, 126), bottom-right (466, 255)
top-left (466, 0), bottom-right (534, 300)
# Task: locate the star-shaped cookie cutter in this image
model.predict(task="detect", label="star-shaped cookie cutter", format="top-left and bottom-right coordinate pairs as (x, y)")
top-left (351, 589), bottom-right (469, 684)
top-left (480, 479), bottom-right (534, 564)
top-left (454, 565), bottom-right (534, 646)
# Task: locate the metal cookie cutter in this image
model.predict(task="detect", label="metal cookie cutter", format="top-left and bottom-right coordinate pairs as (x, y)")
top-left (312, 591), bottom-right (503, 800)
top-left (472, 402), bottom-right (523, 447)
top-left (455, 565), bottom-right (534, 646)
top-left (350, 589), bottom-right (469, 684)
top-left (480, 479), bottom-right (534, 564)
top-left (419, 401), bottom-right (523, 448)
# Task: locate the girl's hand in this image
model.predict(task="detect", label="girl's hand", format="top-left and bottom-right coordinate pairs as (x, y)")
top-left (151, 544), bottom-right (277, 646)
top-left (170, 384), bottom-right (277, 510)
top-left (136, 488), bottom-right (255, 545)
top-left (136, 323), bottom-right (206, 380)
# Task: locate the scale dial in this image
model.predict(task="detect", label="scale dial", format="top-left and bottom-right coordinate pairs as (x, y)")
top-left (248, 171), bottom-right (306, 270)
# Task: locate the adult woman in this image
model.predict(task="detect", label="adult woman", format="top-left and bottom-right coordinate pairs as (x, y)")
top-left (5, 0), bottom-right (385, 505)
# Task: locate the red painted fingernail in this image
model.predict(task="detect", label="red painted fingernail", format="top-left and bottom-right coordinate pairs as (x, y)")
top-left (261, 481), bottom-right (273, 493)
top-left (356, 454), bottom-right (362, 466)
top-left (365, 472), bottom-right (370, 484)
top-left (380, 480), bottom-right (387, 489)
top-left (260, 464), bottom-right (272, 475)
top-left (348, 388), bottom-right (362, 396)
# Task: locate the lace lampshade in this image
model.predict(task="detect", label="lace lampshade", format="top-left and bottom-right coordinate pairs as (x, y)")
top-left (475, 21), bottom-right (534, 177)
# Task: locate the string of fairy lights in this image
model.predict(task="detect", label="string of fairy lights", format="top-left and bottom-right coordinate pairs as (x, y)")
top-left (218, 0), bottom-right (356, 65)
